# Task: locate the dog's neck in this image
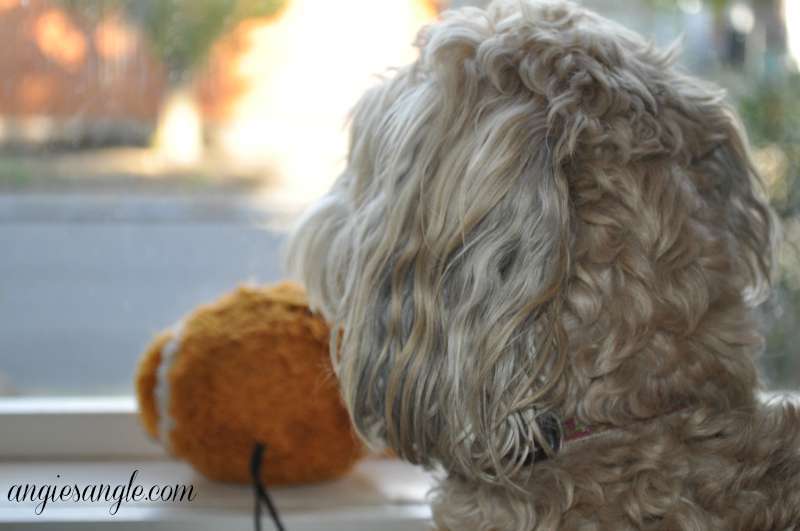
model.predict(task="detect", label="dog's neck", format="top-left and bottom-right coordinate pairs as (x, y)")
top-left (537, 407), bottom-right (696, 464)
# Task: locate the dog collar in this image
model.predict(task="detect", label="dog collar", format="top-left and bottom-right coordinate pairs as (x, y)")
top-left (563, 417), bottom-right (596, 442)
top-left (535, 409), bottom-right (690, 462)
top-left (532, 412), bottom-right (603, 463)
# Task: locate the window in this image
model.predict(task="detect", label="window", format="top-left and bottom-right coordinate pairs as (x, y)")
top-left (0, 2), bottom-right (440, 527)
top-left (0, 0), bottom-right (797, 447)
top-left (0, 0), bottom-right (441, 398)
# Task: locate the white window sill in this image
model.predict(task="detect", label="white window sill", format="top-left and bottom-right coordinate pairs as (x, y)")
top-left (2, 392), bottom-right (797, 529)
top-left (0, 397), bottom-right (162, 459)
top-left (2, 393), bottom-right (798, 458)
top-left (0, 397), bottom-right (434, 529)
top-left (0, 457), bottom-right (434, 530)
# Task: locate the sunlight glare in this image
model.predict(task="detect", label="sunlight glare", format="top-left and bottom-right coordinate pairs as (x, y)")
top-left (214, 0), bottom-right (437, 208)
top-left (787, 0), bottom-right (800, 70)
top-left (156, 90), bottom-right (204, 166)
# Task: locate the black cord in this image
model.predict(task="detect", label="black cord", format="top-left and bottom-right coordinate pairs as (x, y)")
top-left (250, 442), bottom-right (287, 531)
top-left (254, 485), bottom-right (262, 531)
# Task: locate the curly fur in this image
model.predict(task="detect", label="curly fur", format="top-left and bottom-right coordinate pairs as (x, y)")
top-left (286, 1), bottom-right (800, 529)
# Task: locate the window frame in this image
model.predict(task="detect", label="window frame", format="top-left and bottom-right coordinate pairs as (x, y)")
top-left (1, 392), bottom-right (798, 459)
top-left (0, 397), bottom-right (162, 459)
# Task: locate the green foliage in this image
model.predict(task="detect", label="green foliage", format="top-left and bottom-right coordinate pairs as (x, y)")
top-left (641, 0), bottom-right (783, 16)
top-left (640, 0), bottom-right (730, 14)
top-left (129, 0), bottom-right (285, 76)
top-left (57, 0), bottom-right (286, 77)
top-left (738, 72), bottom-right (800, 217)
top-left (738, 71), bottom-right (800, 388)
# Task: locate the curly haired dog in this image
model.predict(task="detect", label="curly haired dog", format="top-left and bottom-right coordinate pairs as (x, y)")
top-left (286, 1), bottom-right (800, 529)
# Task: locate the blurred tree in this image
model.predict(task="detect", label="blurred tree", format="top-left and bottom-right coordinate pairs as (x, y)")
top-left (58, 0), bottom-right (286, 80)
top-left (55, 0), bottom-right (286, 162)
top-left (644, 0), bottom-right (729, 14)
top-left (643, 0), bottom-right (787, 69)
top-left (741, 71), bottom-right (800, 388)
top-left (740, 74), bottom-right (800, 217)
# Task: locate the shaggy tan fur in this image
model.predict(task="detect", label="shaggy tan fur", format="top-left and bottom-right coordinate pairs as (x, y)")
top-left (287, 0), bottom-right (800, 529)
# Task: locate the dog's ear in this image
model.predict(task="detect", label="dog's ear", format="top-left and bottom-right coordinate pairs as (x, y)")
top-left (283, 16), bottom-right (579, 489)
top-left (310, 12), bottom-right (614, 482)
top-left (331, 83), bottom-right (576, 489)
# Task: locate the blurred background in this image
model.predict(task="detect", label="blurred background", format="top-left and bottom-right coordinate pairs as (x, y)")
top-left (0, 0), bottom-right (797, 396)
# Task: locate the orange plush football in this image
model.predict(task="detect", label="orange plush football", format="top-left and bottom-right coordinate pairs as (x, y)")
top-left (135, 281), bottom-right (363, 485)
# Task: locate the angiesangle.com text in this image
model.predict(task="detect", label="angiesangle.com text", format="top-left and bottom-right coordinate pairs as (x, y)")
top-left (6, 469), bottom-right (197, 515)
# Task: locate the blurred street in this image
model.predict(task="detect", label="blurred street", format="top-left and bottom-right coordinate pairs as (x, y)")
top-left (0, 193), bottom-right (290, 395)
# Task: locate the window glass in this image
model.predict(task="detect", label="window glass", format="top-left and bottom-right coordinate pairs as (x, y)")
top-left (0, 0), bottom-right (438, 395)
top-left (0, 0), bottom-right (798, 396)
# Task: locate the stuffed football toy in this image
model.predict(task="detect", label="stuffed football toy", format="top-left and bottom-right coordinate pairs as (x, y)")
top-left (135, 281), bottom-right (364, 485)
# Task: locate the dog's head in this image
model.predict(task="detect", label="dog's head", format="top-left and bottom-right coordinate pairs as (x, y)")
top-left (286, 0), bottom-right (776, 489)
